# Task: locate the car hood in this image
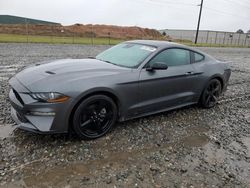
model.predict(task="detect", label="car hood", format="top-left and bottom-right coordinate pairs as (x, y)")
top-left (13, 58), bottom-right (131, 91)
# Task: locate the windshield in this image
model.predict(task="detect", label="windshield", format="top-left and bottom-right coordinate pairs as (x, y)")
top-left (96, 43), bottom-right (157, 68)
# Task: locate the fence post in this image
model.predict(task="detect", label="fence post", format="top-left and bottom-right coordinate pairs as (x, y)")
top-left (91, 25), bottom-right (93, 45)
top-left (108, 32), bottom-right (111, 45)
top-left (50, 25), bottom-right (53, 43)
top-left (215, 32), bottom-right (218, 45)
top-left (238, 34), bottom-right (241, 46)
top-left (244, 35), bottom-right (247, 46)
top-left (25, 18), bottom-right (29, 43)
top-left (60, 28), bottom-right (65, 44)
top-left (206, 31), bottom-right (209, 44)
top-left (223, 33), bottom-right (226, 45)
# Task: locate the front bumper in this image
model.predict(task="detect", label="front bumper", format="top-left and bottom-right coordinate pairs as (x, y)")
top-left (11, 107), bottom-right (51, 134)
top-left (9, 77), bottom-right (72, 134)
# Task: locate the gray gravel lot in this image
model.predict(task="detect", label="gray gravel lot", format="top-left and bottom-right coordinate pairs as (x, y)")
top-left (0, 43), bottom-right (250, 187)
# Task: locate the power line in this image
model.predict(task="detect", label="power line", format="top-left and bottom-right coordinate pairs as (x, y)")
top-left (225, 0), bottom-right (250, 8)
top-left (204, 6), bottom-right (250, 20)
top-left (239, 0), bottom-right (250, 5)
top-left (134, 0), bottom-right (197, 7)
top-left (142, 0), bottom-right (250, 13)
top-left (133, 0), bottom-right (198, 12)
top-left (221, 0), bottom-right (250, 10)
top-left (148, 0), bottom-right (197, 7)
top-left (151, 0), bottom-right (250, 19)
top-left (132, 0), bottom-right (250, 21)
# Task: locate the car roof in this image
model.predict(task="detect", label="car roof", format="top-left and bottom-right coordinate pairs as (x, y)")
top-left (126, 40), bottom-right (188, 49)
top-left (126, 40), bottom-right (210, 58)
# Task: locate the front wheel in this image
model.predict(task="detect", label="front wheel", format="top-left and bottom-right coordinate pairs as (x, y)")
top-left (200, 79), bottom-right (222, 108)
top-left (73, 95), bottom-right (118, 140)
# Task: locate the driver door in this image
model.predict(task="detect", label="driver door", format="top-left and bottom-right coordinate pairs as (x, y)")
top-left (137, 48), bottom-right (199, 115)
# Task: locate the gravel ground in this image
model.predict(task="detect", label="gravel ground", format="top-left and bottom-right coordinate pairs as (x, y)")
top-left (0, 43), bottom-right (249, 188)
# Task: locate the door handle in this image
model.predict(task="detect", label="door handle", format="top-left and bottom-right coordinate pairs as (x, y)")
top-left (185, 71), bottom-right (195, 75)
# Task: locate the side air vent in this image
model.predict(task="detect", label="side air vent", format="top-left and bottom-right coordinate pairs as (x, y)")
top-left (13, 89), bottom-right (24, 105)
top-left (16, 111), bottom-right (28, 123)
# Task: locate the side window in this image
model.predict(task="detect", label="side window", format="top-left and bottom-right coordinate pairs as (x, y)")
top-left (149, 48), bottom-right (191, 67)
top-left (194, 52), bottom-right (204, 62)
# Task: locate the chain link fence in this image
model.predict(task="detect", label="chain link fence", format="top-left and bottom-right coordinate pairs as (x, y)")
top-left (161, 29), bottom-right (250, 47)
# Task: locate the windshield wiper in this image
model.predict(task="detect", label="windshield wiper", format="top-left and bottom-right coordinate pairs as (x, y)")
top-left (88, 56), bottom-right (96, 59)
top-left (96, 58), bottom-right (117, 66)
top-left (96, 58), bottom-right (129, 68)
top-left (103, 60), bottom-right (116, 65)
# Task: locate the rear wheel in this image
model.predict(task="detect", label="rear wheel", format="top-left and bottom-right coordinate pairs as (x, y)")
top-left (73, 95), bottom-right (117, 139)
top-left (200, 79), bottom-right (222, 108)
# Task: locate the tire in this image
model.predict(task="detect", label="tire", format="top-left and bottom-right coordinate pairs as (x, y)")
top-left (73, 95), bottom-right (118, 140)
top-left (200, 79), bottom-right (222, 108)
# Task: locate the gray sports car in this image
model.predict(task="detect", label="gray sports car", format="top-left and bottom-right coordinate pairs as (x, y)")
top-left (9, 40), bottom-right (231, 139)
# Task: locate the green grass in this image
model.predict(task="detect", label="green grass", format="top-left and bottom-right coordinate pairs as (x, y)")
top-left (0, 34), bottom-right (249, 48)
top-left (0, 34), bottom-right (124, 45)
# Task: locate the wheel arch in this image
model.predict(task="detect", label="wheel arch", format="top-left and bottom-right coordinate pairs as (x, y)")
top-left (199, 74), bottom-right (224, 102)
top-left (68, 88), bottom-right (121, 132)
top-left (209, 74), bottom-right (224, 90)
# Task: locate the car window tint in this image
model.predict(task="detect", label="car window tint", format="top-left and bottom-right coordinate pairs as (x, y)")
top-left (149, 48), bottom-right (190, 67)
top-left (194, 52), bottom-right (204, 62)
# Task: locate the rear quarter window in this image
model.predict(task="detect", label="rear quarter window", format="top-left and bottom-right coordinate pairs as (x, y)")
top-left (194, 52), bottom-right (205, 62)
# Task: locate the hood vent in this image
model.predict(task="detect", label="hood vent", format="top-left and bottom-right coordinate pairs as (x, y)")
top-left (45, 71), bottom-right (56, 75)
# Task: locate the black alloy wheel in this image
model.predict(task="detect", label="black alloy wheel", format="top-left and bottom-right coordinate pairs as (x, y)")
top-left (200, 79), bottom-right (222, 108)
top-left (73, 95), bottom-right (117, 139)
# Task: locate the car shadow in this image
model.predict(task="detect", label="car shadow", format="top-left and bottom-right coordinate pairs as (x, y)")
top-left (10, 103), bottom-right (208, 144)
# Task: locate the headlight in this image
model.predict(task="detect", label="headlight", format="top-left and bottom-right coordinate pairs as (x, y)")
top-left (30, 92), bottom-right (70, 103)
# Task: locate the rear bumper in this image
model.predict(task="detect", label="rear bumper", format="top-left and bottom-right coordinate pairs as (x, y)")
top-left (9, 77), bottom-right (72, 134)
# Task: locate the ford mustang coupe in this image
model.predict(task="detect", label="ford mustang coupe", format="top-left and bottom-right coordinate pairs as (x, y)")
top-left (9, 40), bottom-right (231, 139)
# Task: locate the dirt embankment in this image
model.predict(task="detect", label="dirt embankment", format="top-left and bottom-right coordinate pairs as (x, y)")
top-left (0, 24), bottom-right (166, 40)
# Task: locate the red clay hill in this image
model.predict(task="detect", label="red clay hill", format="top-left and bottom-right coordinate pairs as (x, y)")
top-left (0, 23), bottom-right (165, 40)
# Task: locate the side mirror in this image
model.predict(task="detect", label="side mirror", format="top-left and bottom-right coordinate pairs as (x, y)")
top-left (146, 62), bottom-right (168, 71)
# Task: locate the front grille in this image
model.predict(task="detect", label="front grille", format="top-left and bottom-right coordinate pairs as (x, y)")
top-left (12, 89), bottom-right (24, 105)
top-left (16, 111), bottom-right (28, 123)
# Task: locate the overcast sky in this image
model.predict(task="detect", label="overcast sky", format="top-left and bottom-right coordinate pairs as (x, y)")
top-left (1, 0), bottom-right (250, 32)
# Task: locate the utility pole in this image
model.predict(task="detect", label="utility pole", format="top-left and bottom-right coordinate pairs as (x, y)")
top-left (195, 0), bottom-right (204, 44)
